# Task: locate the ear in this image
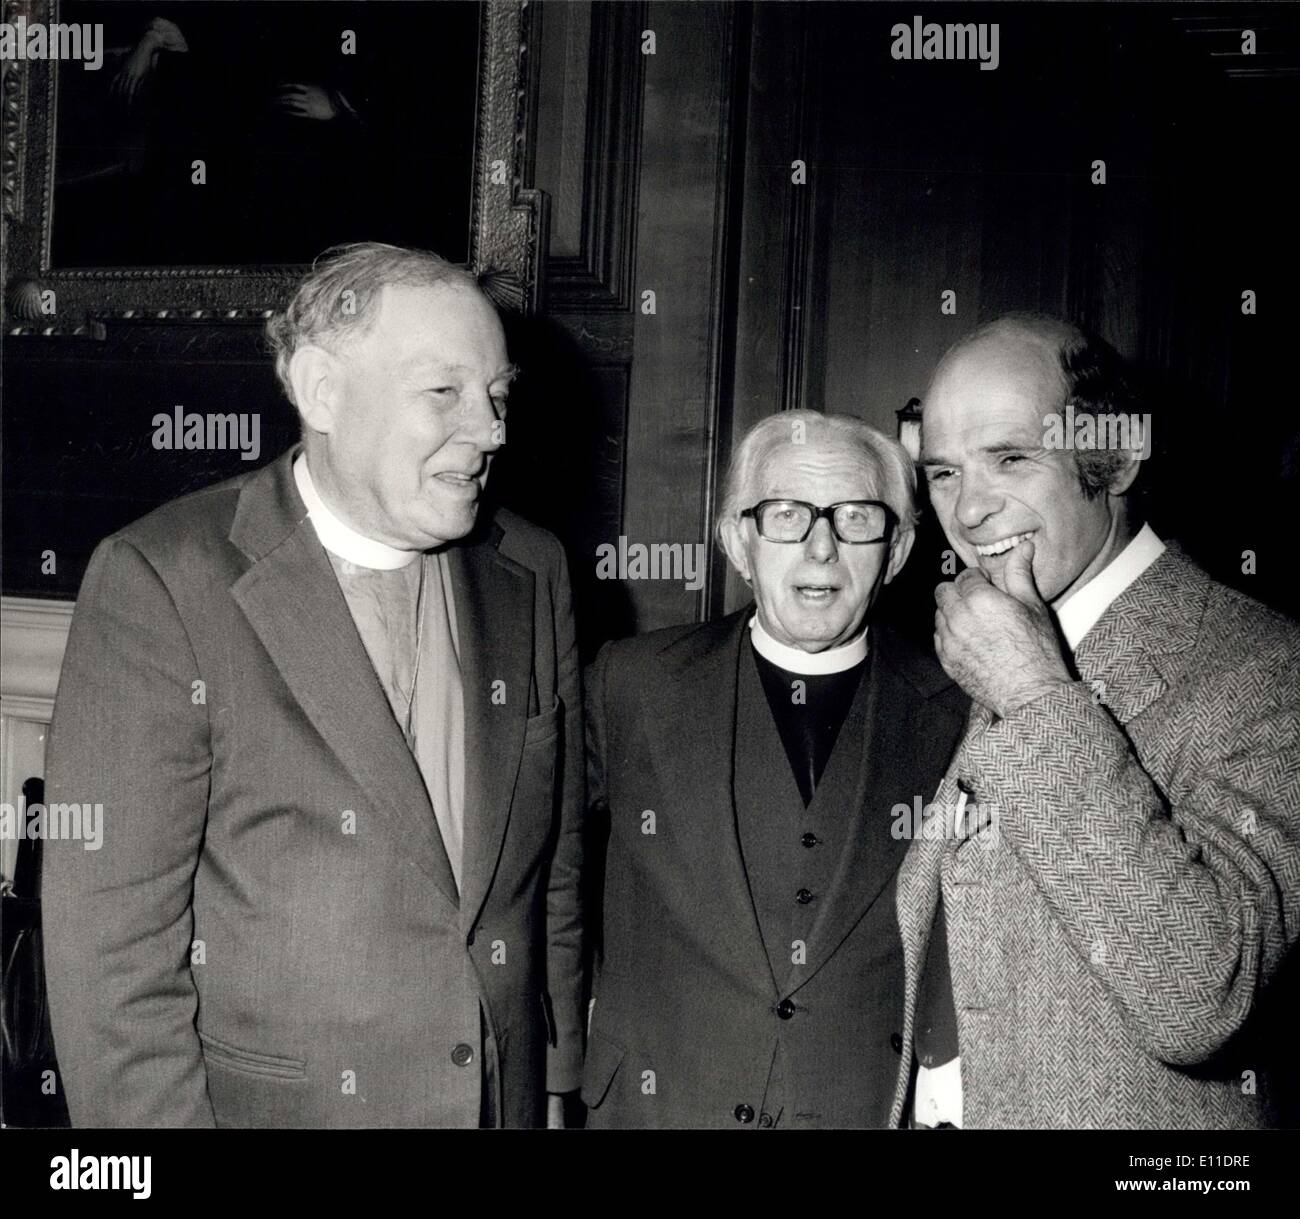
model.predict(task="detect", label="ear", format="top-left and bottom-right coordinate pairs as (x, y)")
top-left (718, 517), bottom-right (752, 584)
top-left (288, 345), bottom-right (344, 436)
top-left (883, 525), bottom-right (916, 585)
top-left (1106, 444), bottom-right (1143, 497)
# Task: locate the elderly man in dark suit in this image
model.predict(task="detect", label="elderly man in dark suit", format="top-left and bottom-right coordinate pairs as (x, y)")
top-left (582, 411), bottom-right (967, 1128)
top-left (898, 313), bottom-right (1300, 1128)
top-left (41, 243), bottom-right (585, 1128)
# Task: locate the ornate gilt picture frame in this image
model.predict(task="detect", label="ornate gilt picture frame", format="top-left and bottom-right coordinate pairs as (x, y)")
top-left (1, 0), bottom-right (546, 334)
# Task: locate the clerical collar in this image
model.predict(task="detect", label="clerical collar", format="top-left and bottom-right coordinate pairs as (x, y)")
top-left (293, 453), bottom-right (419, 570)
top-left (749, 614), bottom-right (869, 675)
top-left (1053, 523), bottom-right (1166, 652)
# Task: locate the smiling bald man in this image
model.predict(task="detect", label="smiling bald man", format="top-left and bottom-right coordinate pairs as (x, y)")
top-left (897, 313), bottom-right (1300, 1129)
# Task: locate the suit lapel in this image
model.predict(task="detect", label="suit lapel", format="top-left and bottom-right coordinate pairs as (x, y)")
top-left (889, 699), bottom-right (989, 1126)
top-left (890, 787), bottom-right (951, 1126)
top-left (1070, 547), bottom-right (1208, 725)
top-left (794, 638), bottom-right (963, 994)
top-left (228, 453), bottom-right (459, 906)
top-left (447, 535), bottom-right (534, 932)
top-left (647, 612), bottom-right (778, 996)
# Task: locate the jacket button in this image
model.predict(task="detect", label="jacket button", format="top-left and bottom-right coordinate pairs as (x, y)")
top-left (451, 1043), bottom-right (475, 1067)
top-left (777, 998), bottom-right (797, 1020)
top-left (890, 1032), bottom-right (903, 1054)
top-left (734, 1103), bottom-right (755, 1124)
top-left (800, 832), bottom-right (818, 849)
top-left (795, 888), bottom-right (815, 905)
top-left (759, 1112), bottom-right (774, 1128)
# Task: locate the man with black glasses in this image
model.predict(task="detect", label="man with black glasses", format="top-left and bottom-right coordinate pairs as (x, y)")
top-left (580, 411), bottom-right (967, 1128)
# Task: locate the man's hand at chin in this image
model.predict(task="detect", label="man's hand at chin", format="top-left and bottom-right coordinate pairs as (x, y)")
top-left (933, 539), bottom-right (1073, 718)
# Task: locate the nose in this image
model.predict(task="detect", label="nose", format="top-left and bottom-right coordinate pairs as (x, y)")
top-left (459, 388), bottom-right (504, 453)
top-left (954, 470), bottom-right (1003, 532)
top-left (803, 515), bottom-right (839, 562)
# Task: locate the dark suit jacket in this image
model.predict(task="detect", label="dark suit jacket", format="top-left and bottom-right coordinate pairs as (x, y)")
top-left (582, 609), bottom-right (966, 1127)
top-left (41, 447), bottom-right (584, 1128)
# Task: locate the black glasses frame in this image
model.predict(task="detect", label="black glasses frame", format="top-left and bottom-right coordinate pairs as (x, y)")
top-left (739, 499), bottom-right (897, 545)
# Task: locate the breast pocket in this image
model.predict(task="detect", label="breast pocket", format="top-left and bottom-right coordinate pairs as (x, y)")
top-left (945, 791), bottom-right (1011, 886)
top-left (523, 696), bottom-right (561, 749)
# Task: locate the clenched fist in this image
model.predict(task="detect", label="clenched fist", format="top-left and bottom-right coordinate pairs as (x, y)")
top-left (934, 539), bottom-right (1072, 718)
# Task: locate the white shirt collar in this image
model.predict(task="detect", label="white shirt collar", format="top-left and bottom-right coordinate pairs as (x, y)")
top-left (293, 452), bottom-right (419, 570)
top-left (1054, 523), bottom-right (1166, 651)
top-left (749, 614), bottom-right (869, 675)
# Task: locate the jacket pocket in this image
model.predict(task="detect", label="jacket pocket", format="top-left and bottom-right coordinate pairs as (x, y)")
top-left (523, 697), bottom-right (561, 747)
top-left (580, 1028), bottom-right (626, 1110)
top-left (198, 1030), bottom-right (306, 1081)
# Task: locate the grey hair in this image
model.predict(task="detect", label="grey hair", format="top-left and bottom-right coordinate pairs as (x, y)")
top-left (266, 242), bottom-right (483, 407)
top-left (715, 410), bottom-right (917, 547)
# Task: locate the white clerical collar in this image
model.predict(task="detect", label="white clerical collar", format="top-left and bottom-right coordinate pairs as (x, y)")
top-left (293, 452), bottom-right (419, 570)
top-left (1054, 523), bottom-right (1165, 652)
top-left (749, 614), bottom-right (869, 674)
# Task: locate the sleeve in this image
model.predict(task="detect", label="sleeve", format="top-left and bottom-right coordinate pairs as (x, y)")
top-left (959, 655), bottom-right (1300, 1066)
top-left (580, 641), bottom-right (616, 1010)
top-left (40, 536), bottom-right (216, 1126)
top-left (584, 642), bottom-right (611, 820)
top-left (544, 538), bottom-right (586, 1093)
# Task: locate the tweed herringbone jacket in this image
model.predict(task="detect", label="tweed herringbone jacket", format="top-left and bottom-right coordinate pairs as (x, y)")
top-left (890, 546), bottom-right (1300, 1128)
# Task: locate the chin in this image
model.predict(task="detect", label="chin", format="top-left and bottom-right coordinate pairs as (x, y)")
top-left (429, 498), bottom-right (480, 531)
top-left (433, 519), bottom-right (476, 546)
top-left (398, 514), bottom-right (470, 550)
top-left (1041, 567), bottom-right (1078, 604)
top-left (786, 618), bottom-right (846, 646)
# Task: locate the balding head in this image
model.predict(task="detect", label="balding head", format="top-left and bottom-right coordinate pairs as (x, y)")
top-left (919, 313), bottom-right (1147, 604)
top-left (926, 313), bottom-right (1146, 499)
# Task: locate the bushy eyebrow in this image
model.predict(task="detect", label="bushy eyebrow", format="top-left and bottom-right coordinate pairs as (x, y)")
top-left (983, 441), bottom-right (1042, 454)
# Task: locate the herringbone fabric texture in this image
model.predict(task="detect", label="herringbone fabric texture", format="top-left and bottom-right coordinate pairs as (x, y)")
top-left (892, 547), bottom-right (1300, 1128)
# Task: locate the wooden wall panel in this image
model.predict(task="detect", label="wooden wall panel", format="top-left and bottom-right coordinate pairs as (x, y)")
top-left (617, 1), bottom-right (745, 632)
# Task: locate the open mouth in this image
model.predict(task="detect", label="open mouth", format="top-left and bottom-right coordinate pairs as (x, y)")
top-left (794, 584), bottom-right (840, 602)
top-left (433, 471), bottom-right (480, 492)
top-left (972, 531), bottom-right (1035, 558)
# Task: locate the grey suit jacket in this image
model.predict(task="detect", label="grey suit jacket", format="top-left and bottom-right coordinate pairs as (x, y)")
top-left (892, 546), bottom-right (1300, 1128)
top-left (41, 447), bottom-right (584, 1128)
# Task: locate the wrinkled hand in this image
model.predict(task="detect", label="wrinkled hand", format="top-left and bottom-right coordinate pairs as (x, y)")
top-left (275, 83), bottom-right (339, 121)
top-left (933, 539), bottom-right (1072, 718)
